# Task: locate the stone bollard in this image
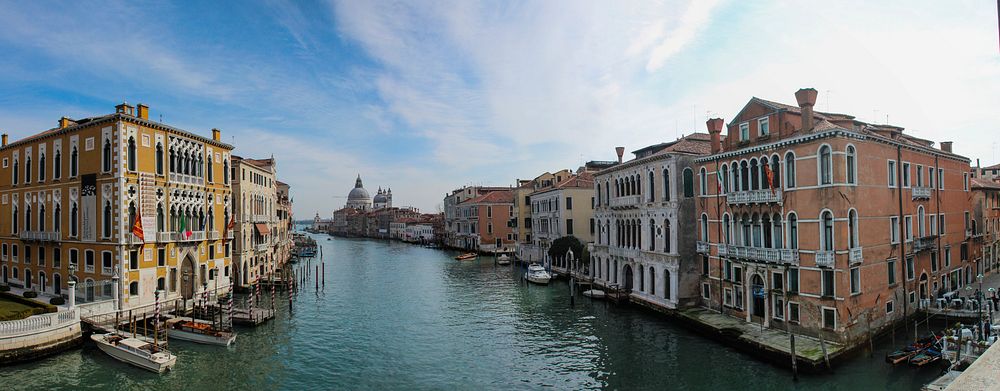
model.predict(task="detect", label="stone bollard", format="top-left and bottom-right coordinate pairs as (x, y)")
top-left (68, 280), bottom-right (77, 309)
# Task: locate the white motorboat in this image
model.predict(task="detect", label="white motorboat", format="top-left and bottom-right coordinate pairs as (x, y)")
top-left (91, 333), bottom-right (176, 373)
top-left (165, 318), bottom-right (237, 347)
top-left (526, 264), bottom-right (552, 285)
top-left (497, 254), bottom-right (511, 265)
top-left (582, 289), bottom-right (606, 299)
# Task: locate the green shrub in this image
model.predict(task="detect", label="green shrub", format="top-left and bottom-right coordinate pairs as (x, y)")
top-left (49, 296), bottom-right (66, 305)
top-left (0, 285), bottom-right (9, 292)
top-left (23, 291), bottom-right (38, 298)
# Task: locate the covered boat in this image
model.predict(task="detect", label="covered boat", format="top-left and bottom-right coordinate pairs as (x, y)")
top-left (166, 318), bottom-right (237, 346)
top-left (582, 289), bottom-right (606, 299)
top-left (526, 264), bottom-right (551, 285)
top-left (497, 254), bottom-right (511, 265)
top-left (91, 333), bottom-right (176, 373)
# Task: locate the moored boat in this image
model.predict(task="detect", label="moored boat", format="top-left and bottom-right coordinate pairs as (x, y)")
top-left (166, 318), bottom-right (237, 346)
top-left (582, 289), bottom-right (606, 299)
top-left (91, 333), bottom-right (176, 373)
top-left (909, 348), bottom-right (942, 367)
top-left (497, 254), bottom-right (511, 265)
top-left (526, 264), bottom-right (551, 285)
top-left (455, 253), bottom-right (478, 261)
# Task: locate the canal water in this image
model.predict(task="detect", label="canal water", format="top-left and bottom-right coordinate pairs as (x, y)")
top-left (2, 232), bottom-right (942, 390)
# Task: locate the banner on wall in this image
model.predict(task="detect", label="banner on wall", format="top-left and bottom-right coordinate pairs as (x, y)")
top-left (80, 174), bottom-right (97, 242)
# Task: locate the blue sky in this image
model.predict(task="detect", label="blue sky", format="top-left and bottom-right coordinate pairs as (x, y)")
top-left (0, 1), bottom-right (997, 217)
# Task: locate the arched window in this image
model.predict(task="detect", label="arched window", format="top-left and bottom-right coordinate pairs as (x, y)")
top-left (70, 147), bottom-right (78, 177)
top-left (740, 161), bottom-right (749, 191)
top-left (749, 158), bottom-right (759, 190)
top-left (70, 202), bottom-right (78, 237)
top-left (785, 152), bottom-right (796, 188)
top-left (731, 162), bottom-right (739, 192)
top-left (664, 219), bottom-right (672, 253)
top-left (25, 205), bottom-right (31, 231)
top-left (721, 164), bottom-right (729, 194)
top-left (664, 269), bottom-right (672, 300)
top-left (224, 160), bottom-right (230, 184)
top-left (636, 176), bottom-right (642, 198)
top-left (102, 139), bottom-right (112, 172)
top-left (38, 204), bottom-right (45, 231)
top-left (604, 180), bottom-right (610, 204)
top-left (12, 159), bottom-right (18, 184)
top-left (639, 266), bottom-right (645, 292)
top-left (596, 183), bottom-right (601, 205)
top-left (129, 281), bottom-right (139, 296)
top-left (649, 266), bottom-right (656, 296)
top-left (127, 202), bottom-right (136, 229)
top-left (662, 169), bottom-right (670, 201)
top-left (846, 145), bottom-right (856, 185)
top-left (699, 167), bottom-right (708, 195)
top-left (127, 137), bottom-right (137, 171)
top-left (762, 214), bottom-right (772, 248)
top-left (788, 213), bottom-right (798, 250)
top-left (12, 205), bottom-right (18, 233)
top-left (819, 145), bottom-right (832, 185)
top-left (722, 214), bottom-right (731, 244)
top-left (683, 168), bottom-right (694, 197)
top-left (770, 155), bottom-right (781, 189)
top-left (155, 143), bottom-right (164, 175)
top-left (917, 206), bottom-right (925, 238)
top-left (849, 209), bottom-right (859, 249)
top-left (649, 219), bottom-right (655, 251)
top-left (169, 147), bottom-right (176, 173)
top-left (700, 214), bottom-right (709, 241)
top-left (648, 171), bottom-right (655, 201)
top-left (54, 150), bottom-right (61, 179)
top-left (53, 204), bottom-right (61, 232)
top-left (821, 210), bottom-right (834, 251)
top-left (38, 153), bottom-right (45, 181)
top-left (207, 153), bottom-right (214, 182)
top-left (157, 204), bottom-right (165, 231)
top-left (25, 157), bottom-right (31, 183)
top-left (103, 201), bottom-right (112, 238)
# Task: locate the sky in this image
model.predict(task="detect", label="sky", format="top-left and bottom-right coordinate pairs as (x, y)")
top-left (0, 1), bottom-right (997, 218)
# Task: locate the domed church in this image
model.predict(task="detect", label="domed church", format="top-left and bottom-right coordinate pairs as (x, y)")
top-left (346, 175), bottom-right (372, 210)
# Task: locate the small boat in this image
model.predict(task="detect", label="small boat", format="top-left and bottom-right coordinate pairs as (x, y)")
top-left (91, 333), bottom-right (176, 373)
top-left (455, 253), bottom-right (478, 261)
top-left (165, 318), bottom-right (237, 346)
top-left (582, 289), bottom-right (606, 299)
top-left (497, 254), bottom-right (511, 265)
top-left (526, 264), bottom-right (551, 285)
top-left (909, 348), bottom-right (942, 367)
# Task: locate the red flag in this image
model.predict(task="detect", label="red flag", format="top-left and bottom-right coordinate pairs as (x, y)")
top-left (223, 216), bottom-right (235, 240)
top-left (131, 213), bottom-right (145, 243)
top-left (763, 163), bottom-right (776, 195)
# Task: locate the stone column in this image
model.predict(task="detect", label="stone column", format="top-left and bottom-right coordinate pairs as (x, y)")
top-left (112, 275), bottom-right (120, 311)
top-left (67, 280), bottom-right (76, 309)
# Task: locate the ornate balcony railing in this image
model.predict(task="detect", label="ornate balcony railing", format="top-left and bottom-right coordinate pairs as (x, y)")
top-left (696, 241), bottom-right (710, 254)
top-left (718, 244), bottom-right (728, 256)
top-left (207, 231), bottom-right (221, 240)
top-left (726, 189), bottom-right (782, 205)
top-left (911, 187), bottom-right (932, 200)
top-left (609, 195), bottom-right (642, 209)
top-left (156, 231), bottom-right (206, 243)
top-left (913, 235), bottom-right (937, 252)
top-left (255, 243), bottom-right (269, 252)
top-left (725, 245), bottom-right (799, 265)
top-left (815, 251), bottom-right (835, 268)
top-left (20, 231), bottom-right (61, 242)
top-left (609, 246), bottom-right (639, 259)
top-left (849, 247), bottom-right (863, 265)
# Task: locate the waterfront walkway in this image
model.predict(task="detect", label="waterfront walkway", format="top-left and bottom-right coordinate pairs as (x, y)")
top-left (679, 307), bottom-right (844, 366)
top-left (945, 341), bottom-right (1000, 390)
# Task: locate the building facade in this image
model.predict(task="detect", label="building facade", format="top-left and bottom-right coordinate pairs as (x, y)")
top-left (231, 156), bottom-right (280, 288)
top-left (590, 134), bottom-right (711, 310)
top-left (972, 178), bottom-right (1000, 275)
top-left (695, 88), bottom-right (973, 344)
top-left (442, 186), bottom-right (508, 249)
top-left (522, 172), bottom-right (596, 271)
top-left (453, 190), bottom-right (514, 253)
top-left (0, 103), bottom-right (233, 311)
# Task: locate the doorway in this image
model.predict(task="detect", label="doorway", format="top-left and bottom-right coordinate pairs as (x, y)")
top-left (752, 274), bottom-right (766, 318)
top-left (623, 264), bottom-right (634, 291)
top-left (181, 255), bottom-right (196, 299)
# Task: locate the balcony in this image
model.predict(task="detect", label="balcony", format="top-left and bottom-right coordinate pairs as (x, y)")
top-left (255, 243), bottom-right (270, 252)
top-left (207, 231), bottom-right (221, 240)
top-left (849, 247), bottom-right (863, 265)
top-left (169, 173), bottom-right (205, 186)
top-left (726, 189), bottom-right (782, 205)
top-left (725, 245), bottom-right (799, 265)
top-left (156, 231), bottom-right (207, 243)
top-left (718, 244), bottom-right (728, 256)
top-left (913, 235), bottom-right (937, 252)
top-left (609, 246), bottom-right (639, 259)
top-left (696, 241), bottom-right (710, 254)
top-left (20, 231), bottom-right (61, 242)
top-left (815, 251), bottom-right (835, 268)
top-left (102, 266), bottom-right (113, 275)
top-left (609, 195), bottom-right (642, 209)
top-left (911, 187), bottom-right (932, 200)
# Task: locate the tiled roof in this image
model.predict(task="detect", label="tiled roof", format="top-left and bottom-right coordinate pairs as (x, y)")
top-left (972, 178), bottom-right (1000, 190)
top-left (982, 163), bottom-right (1000, 170)
top-left (554, 172), bottom-right (594, 189)
top-left (650, 132), bottom-right (714, 156)
top-left (463, 190), bottom-right (513, 204)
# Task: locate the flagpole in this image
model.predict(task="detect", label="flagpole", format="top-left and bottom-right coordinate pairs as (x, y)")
top-left (716, 159), bottom-right (725, 314)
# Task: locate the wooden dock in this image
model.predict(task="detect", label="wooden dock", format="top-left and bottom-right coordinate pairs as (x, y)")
top-left (231, 308), bottom-right (274, 326)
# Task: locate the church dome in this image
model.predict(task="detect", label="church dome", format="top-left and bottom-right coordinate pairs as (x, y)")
top-left (373, 193), bottom-right (387, 203)
top-left (348, 175), bottom-right (370, 201)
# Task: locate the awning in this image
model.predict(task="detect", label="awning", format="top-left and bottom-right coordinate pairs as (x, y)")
top-left (254, 223), bottom-right (270, 235)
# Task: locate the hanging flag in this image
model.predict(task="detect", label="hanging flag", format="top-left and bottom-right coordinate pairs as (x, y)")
top-left (131, 213), bottom-right (145, 243)
top-left (716, 168), bottom-right (724, 193)
top-left (223, 216), bottom-right (235, 240)
top-left (179, 214), bottom-right (190, 239)
top-left (763, 163), bottom-right (776, 195)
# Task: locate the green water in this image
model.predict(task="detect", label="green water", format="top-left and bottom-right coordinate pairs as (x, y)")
top-left (1, 232), bottom-right (941, 390)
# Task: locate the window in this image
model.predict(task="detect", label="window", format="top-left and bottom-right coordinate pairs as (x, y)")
top-left (773, 297), bottom-right (784, 320)
top-left (662, 169), bottom-right (670, 200)
top-left (739, 122), bottom-right (749, 141)
top-left (931, 251), bottom-right (938, 272)
top-left (783, 153), bottom-right (796, 188)
top-left (850, 267), bottom-right (860, 294)
top-left (886, 301), bottom-right (894, 314)
top-left (916, 165), bottom-right (923, 187)
top-left (846, 146), bottom-right (856, 184)
top-left (102, 139), bottom-right (112, 172)
top-left (929, 167), bottom-right (936, 189)
top-left (789, 302), bottom-right (800, 323)
top-left (54, 150), bottom-right (61, 179)
top-left (129, 281), bottom-right (138, 296)
top-left (700, 214), bottom-right (709, 241)
top-left (699, 167), bottom-right (707, 195)
top-left (702, 255), bottom-right (709, 275)
top-left (565, 197), bottom-right (573, 210)
top-left (682, 168), bottom-right (694, 197)
top-left (648, 219), bottom-right (655, 251)
top-left (52, 249), bottom-right (60, 268)
top-left (788, 213), bottom-right (798, 249)
top-left (12, 159), bottom-right (17, 184)
top-left (906, 256), bottom-right (914, 280)
top-left (888, 259), bottom-right (897, 285)
top-left (939, 214), bottom-right (946, 235)
top-left (902, 162), bottom-right (910, 187)
top-left (25, 157), bottom-right (31, 183)
top-left (157, 277), bottom-right (165, 291)
top-left (904, 215), bottom-right (913, 242)
top-left (758, 117), bottom-right (769, 137)
top-left (69, 249), bottom-right (78, 267)
top-left (938, 168), bottom-right (944, 189)
top-left (822, 307), bottom-right (837, 329)
top-left (917, 206), bottom-right (926, 237)
top-left (822, 269), bottom-right (835, 297)
top-left (964, 172), bottom-right (969, 191)
top-left (566, 219), bottom-right (573, 235)
top-left (38, 153), bottom-right (45, 181)
top-left (70, 147), bottom-right (78, 177)
top-left (70, 202), bottom-right (78, 237)
top-left (821, 211), bottom-right (834, 251)
top-left (105, 251), bottom-right (115, 271)
top-left (156, 143), bottom-right (164, 175)
top-left (848, 209), bottom-right (859, 249)
top-left (648, 171), bottom-right (655, 201)
top-left (702, 283), bottom-right (711, 300)
top-left (103, 201), bottom-right (112, 238)
top-left (888, 160), bottom-right (897, 187)
top-left (945, 246), bottom-right (952, 267)
top-left (664, 220), bottom-right (671, 253)
top-left (890, 216), bottom-right (899, 243)
top-left (126, 137), bottom-right (136, 171)
top-left (819, 145), bottom-right (832, 185)
top-left (772, 272), bottom-right (783, 292)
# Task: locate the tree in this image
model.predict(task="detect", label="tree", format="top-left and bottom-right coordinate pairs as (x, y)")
top-left (549, 236), bottom-right (585, 267)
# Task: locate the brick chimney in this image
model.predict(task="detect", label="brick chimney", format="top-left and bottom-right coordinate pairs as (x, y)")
top-left (706, 117), bottom-right (724, 154)
top-left (137, 104), bottom-right (149, 120)
top-left (615, 147), bottom-right (625, 163)
top-left (941, 141), bottom-right (953, 153)
top-left (212, 128), bottom-right (221, 141)
top-left (794, 88), bottom-right (818, 131)
top-left (1, 134), bottom-right (7, 147)
top-left (59, 117), bottom-right (71, 129)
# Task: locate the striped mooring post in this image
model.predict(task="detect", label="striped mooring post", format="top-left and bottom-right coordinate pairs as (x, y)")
top-left (154, 290), bottom-right (160, 345)
top-left (228, 277), bottom-right (235, 330)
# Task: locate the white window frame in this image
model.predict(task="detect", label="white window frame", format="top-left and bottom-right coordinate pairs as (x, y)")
top-left (788, 302), bottom-right (800, 323)
top-left (739, 122), bottom-right (749, 141)
top-left (850, 266), bottom-right (860, 295)
top-left (938, 168), bottom-right (944, 189)
top-left (888, 160), bottom-right (897, 188)
top-left (821, 306), bottom-right (837, 330)
top-left (758, 117), bottom-right (769, 137)
top-left (904, 215), bottom-right (913, 242)
top-left (890, 216), bottom-right (899, 244)
top-left (772, 296), bottom-right (785, 320)
top-left (901, 161), bottom-right (911, 188)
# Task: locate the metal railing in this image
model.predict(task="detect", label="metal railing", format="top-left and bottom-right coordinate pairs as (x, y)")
top-left (609, 195), bottom-right (642, 209)
top-left (726, 189), bottom-right (782, 205)
top-left (849, 247), bottom-right (863, 265)
top-left (815, 251), bottom-right (835, 268)
top-left (911, 187), bottom-right (932, 199)
top-left (725, 245), bottom-right (799, 265)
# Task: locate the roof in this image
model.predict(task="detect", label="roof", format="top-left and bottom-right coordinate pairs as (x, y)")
top-left (972, 178), bottom-right (1000, 190)
top-left (462, 190), bottom-right (513, 204)
top-left (981, 163), bottom-right (1000, 170)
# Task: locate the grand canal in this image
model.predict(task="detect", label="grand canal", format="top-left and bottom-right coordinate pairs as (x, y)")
top-left (3, 232), bottom-right (941, 390)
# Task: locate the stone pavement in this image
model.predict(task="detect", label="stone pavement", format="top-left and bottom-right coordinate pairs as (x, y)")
top-left (945, 341), bottom-right (1000, 390)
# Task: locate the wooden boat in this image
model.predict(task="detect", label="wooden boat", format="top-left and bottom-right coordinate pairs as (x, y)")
top-left (455, 253), bottom-right (478, 261)
top-left (909, 348), bottom-right (942, 367)
top-left (527, 264), bottom-right (552, 285)
top-left (497, 254), bottom-right (511, 265)
top-left (91, 333), bottom-right (176, 373)
top-left (582, 289), bottom-right (606, 299)
top-left (886, 337), bottom-right (935, 365)
top-left (165, 318), bottom-right (237, 346)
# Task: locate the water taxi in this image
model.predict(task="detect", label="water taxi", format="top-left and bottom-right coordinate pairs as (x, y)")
top-left (526, 264), bottom-right (551, 285)
top-left (91, 333), bottom-right (176, 373)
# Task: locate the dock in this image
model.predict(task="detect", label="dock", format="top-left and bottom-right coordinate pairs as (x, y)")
top-left (231, 308), bottom-right (274, 326)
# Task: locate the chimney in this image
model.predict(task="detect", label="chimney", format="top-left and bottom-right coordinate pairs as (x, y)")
top-left (137, 104), bottom-right (149, 120)
top-left (794, 88), bottom-right (818, 131)
top-left (59, 117), bottom-right (71, 129)
top-left (212, 128), bottom-right (221, 141)
top-left (1, 134), bottom-right (7, 147)
top-left (941, 141), bottom-right (953, 153)
top-left (615, 147), bottom-right (625, 163)
top-left (706, 117), bottom-right (724, 154)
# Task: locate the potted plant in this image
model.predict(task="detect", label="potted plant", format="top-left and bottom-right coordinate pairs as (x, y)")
top-left (23, 290), bottom-right (38, 298)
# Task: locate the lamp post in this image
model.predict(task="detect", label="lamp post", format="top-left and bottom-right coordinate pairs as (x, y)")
top-left (978, 273), bottom-right (985, 340)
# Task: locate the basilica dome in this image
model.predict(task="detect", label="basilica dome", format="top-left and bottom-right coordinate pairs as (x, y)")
top-left (346, 175), bottom-right (372, 210)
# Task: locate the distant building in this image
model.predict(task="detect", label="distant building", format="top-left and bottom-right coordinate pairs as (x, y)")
top-left (523, 171), bottom-right (595, 273)
top-left (972, 178), bottom-right (1000, 274)
top-left (453, 190), bottom-right (515, 253)
top-left (442, 186), bottom-right (509, 249)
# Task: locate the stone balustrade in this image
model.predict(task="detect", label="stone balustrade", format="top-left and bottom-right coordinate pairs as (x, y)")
top-left (696, 241), bottom-right (710, 254)
top-left (0, 309), bottom-right (79, 338)
top-left (609, 246), bottom-right (639, 259)
top-left (911, 186), bottom-right (932, 199)
top-left (725, 245), bottom-right (799, 265)
top-left (815, 251), bottom-right (835, 268)
top-left (726, 189), bottom-right (782, 205)
top-left (609, 195), bottom-right (642, 209)
top-left (849, 247), bottom-right (863, 265)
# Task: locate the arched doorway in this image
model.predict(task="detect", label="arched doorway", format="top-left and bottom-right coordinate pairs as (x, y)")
top-left (243, 261), bottom-right (249, 286)
top-left (919, 273), bottom-right (929, 302)
top-left (623, 264), bottom-right (634, 291)
top-left (751, 274), bottom-right (766, 318)
top-left (181, 255), bottom-right (196, 299)
top-left (25, 270), bottom-right (32, 290)
top-left (54, 274), bottom-right (61, 295)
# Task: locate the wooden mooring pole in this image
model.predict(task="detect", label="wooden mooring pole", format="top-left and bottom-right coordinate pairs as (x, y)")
top-left (322, 262), bottom-right (325, 287)
top-left (315, 265), bottom-right (319, 291)
top-left (789, 332), bottom-right (798, 381)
